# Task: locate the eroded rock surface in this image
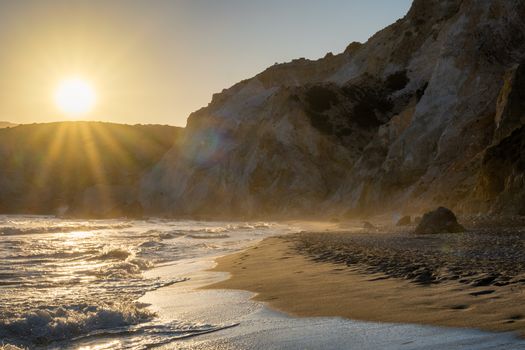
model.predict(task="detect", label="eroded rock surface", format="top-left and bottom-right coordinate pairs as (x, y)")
top-left (140, 0), bottom-right (525, 218)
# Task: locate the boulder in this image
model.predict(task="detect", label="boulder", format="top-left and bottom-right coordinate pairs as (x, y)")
top-left (415, 207), bottom-right (465, 234)
top-left (396, 215), bottom-right (411, 226)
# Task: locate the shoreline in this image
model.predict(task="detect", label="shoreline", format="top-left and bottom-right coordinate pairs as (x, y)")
top-left (206, 232), bottom-right (525, 337)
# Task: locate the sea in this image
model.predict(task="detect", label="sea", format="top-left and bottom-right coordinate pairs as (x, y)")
top-left (1, 215), bottom-right (525, 349)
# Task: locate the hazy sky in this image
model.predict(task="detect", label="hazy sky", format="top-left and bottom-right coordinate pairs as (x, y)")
top-left (0, 0), bottom-right (412, 126)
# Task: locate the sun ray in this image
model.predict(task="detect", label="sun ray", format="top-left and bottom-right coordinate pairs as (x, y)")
top-left (22, 123), bottom-right (68, 211)
top-left (79, 123), bottom-right (107, 184)
top-left (60, 123), bottom-right (80, 202)
top-left (78, 123), bottom-right (115, 212)
top-left (38, 125), bottom-right (67, 186)
top-left (89, 124), bottom-right (137, 176)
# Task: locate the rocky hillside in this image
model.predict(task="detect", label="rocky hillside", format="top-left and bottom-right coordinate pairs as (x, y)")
top-left (140, 0), bottom-right (525, 219)
top-left (0, 122), bottom-right (181, 217)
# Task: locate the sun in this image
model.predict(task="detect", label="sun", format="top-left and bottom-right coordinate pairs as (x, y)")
top-left (54, 78), bottom-right (96, 117)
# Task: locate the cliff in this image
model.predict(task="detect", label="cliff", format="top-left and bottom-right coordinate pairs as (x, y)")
top-left (140, 0), bottom-right (525, 218)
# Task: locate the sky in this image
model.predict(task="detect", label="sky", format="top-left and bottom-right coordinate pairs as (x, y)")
top-left (0, 0), bottom-right (412, 127)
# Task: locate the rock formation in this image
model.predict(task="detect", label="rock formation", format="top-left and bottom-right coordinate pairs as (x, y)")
top-left (415, 207), bottom-right (465, 234)
top-left (140, 0), bottom-right (525, 218)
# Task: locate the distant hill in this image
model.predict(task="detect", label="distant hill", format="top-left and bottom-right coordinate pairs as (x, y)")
top-left (0, 121), bottom-right (18, 128)
top-left (0, 121), bottom-right (181, 217)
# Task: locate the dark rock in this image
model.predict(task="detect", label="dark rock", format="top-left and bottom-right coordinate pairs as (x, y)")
top-left (412, 269), bottom-right (435, 285)
top-left (414, 207), bottom-right (465, 234)
top-left (396, 215), bottom-right (412, 226)
top-left (414, 216), bottom-right (422, 224)
top-left (472, 274), bottom-right (498, 287)
top-left (469, 290), bottom-right (495, 297)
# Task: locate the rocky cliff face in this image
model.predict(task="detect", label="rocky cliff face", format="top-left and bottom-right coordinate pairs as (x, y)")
top-left (141, 0), bottom-right (525, 218)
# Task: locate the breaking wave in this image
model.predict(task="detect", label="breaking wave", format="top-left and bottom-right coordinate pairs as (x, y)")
top-left (0, 217), bottom-right (284, 348)
top-left (167, 222), bottom-right (273, 237)
top-left (0, 297), bottom-right (237, 349)
top-left (94, 247), bottom-right (133, 261)
top-left (1, 302), bottom-right (154, 346)
top-left (0, 277), bottom-right (188, 348)
top-left (0, 223), bottom-right (133, 236)
top-left (187, 233), bottom-right (230, 239)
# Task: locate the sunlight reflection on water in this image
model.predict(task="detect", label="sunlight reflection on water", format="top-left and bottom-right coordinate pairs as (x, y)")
top-left (0, 216), bottom-right (286, 349)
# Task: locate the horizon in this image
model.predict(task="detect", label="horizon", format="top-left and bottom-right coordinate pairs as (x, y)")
top-left (0, 0), bottom-right (411, 127)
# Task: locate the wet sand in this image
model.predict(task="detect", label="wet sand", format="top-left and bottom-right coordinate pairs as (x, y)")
top-left (207, 227), bottom-right (525, 337)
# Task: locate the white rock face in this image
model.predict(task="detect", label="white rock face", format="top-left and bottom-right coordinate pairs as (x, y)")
top-left (140, 0), bottom-right (525, 218)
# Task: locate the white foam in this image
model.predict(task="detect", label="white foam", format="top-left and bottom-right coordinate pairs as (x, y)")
top-left (0, 302), bottom-right (153, 347)
top-left (0, 217), bottom-right (293, 348)
top-left (142, 255), bottom-right (525, 350)
top-left (0, 223), bottom-right (133, 236)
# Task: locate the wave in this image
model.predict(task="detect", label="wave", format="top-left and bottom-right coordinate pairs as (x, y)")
top-left (159, 231), bottom-right (186, 239)
top-left (71, 321), bottom-right (239, 349)
top-left (89, 258), bottom-right (154, 279)
top-left (165, 222), bottom-right (273, 237)
top-left (0, 218), bottom-right (279, 348)
top-left (0, 288), bottom-right (234, 350)
top-left (0, 277), bottom-right (189, 348)
top-left (138, 230), bottom-right (186, 241)
top-left (0, 345), bottom-right (26, 350)
top-left (187, 233), bottom-right (230, 239)
top-left (138, 240), bottom-right (165, 248)
top-left (172, 227), bottom-right (230, 234)
top-left (232, 222), bottom-right (272, 230)
top-left (4, 250), bottom-right (94, 261)
top-left (142, 223), bottom-right (273, 241)
top-left (0, 223), bottom-right (133, 236)
top-left (94, 247), bottom-right (133, 261)
top-left (0, 302), bottom-right (154, 347)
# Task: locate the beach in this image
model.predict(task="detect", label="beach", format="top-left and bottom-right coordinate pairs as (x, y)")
top-left (136, 220), bottom-right (525, 349)
top-left (3, 217), bottom-right (525, 349)
top-left (207, 222), bottom-right (525, 337)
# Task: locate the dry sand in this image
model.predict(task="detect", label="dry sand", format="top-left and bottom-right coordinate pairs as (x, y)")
top-left (206, 233), bottom-right (525, 336)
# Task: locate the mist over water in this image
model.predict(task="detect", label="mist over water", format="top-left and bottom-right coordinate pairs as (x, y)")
top-left (0, 216), bottom-right (288, 349)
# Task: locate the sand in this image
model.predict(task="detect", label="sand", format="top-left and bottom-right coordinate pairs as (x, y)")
top-left (206, 232), bottom-right (525, 337)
